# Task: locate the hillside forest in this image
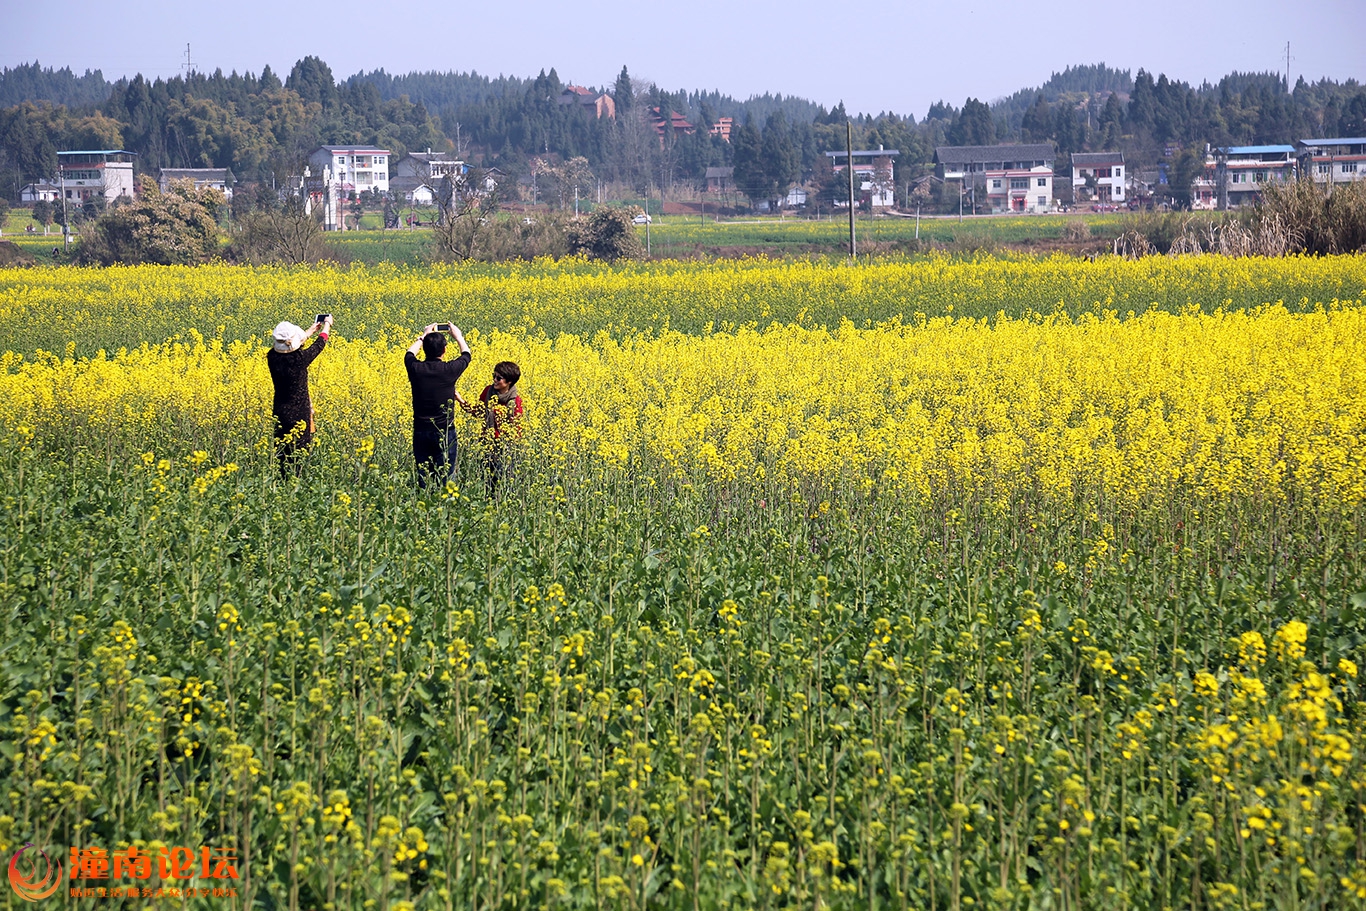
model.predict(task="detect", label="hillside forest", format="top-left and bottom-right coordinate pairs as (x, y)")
top-left (1, 58), bottom-right (1364, 209)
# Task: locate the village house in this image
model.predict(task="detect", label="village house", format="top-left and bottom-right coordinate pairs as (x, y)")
top-left (934, 144), bottom-right (1055, 213)
top-left (1296, 137), bottom-right (1366, 190)
top-left (56, 150), bottom-right (137, 204)
top-left (558, 86), bottom-right (616, 119)
top-left (307, 146), bottom-right (390, 195)
top-left (158, 168), bottom-right (235, 199)
top-left (825, 148), bottom-right (899, 208)
top-left (705, 166), bottom-right (734, 194)
top-left (649, 108), bottom-right (695, 144)
top-left (19, 181), bottom-right (61, 203)
top-left (388, 177), bottom-right (435, 206)
top-left (1219, 145), bottom-right (1296, 208)
top-left (1071, 152), bottom-right (1125, 205)
top-left (393, 150), bottom-right (465, 185)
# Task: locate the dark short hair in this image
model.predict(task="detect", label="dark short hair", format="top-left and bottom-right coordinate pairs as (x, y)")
top-left (493, 361), bottom-right (521, 385)
top-left (423, 332), bottom-right (447, 359)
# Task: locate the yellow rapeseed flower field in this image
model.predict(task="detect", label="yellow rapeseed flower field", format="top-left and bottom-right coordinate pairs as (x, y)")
top-left (0, 255), bottom-right (1363, 910)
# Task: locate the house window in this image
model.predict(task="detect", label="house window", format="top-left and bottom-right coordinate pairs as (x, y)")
top-left (1113, 185), bottom-right (1122, 196)
top-left (1254, 170), bottom-right (1267, 182)
top-left (1114, 167), bottom-right (1122, 177)
top-left (1037, 196), bottom-right (1047, 207)
top-left (1010, 178), bottom-right (1028, 189)
top-left (1037, 177), bottom-right (1047, 187)
top-left (992, 179), bottom-right (1002, 189)
top-left (1318, 163), bottom-right (1330, 174)
top-left (1231, 172), bottom-right (1245, 184)
top-left (1344, 162), bottom-right (1358, 173)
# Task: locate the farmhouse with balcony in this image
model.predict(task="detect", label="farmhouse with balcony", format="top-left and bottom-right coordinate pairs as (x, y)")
top-left (1296, 137), bottom-right (1365, 189)
top-left (1071, 152), bottom-right (1125, 204)
top-left (558, 85), bottom-right (616, 119)
top-left (57, 150), bottom-right (137, 203)
top-left (1220, 145), bottom-right (1296, 208)
top-left (158, 168), bottom-right (235, 199)
top-left (935, 144), bottom-right (1055, 213)
top-left (308, 146), bottom-right (390, 195)
top-left (825, 148), bottom-right (900, 208)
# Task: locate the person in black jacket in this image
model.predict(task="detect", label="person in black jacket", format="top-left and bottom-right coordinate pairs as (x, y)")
top-left (404, 322), bottom-right (471, 486)
top-left (267, 317), bottom-right (331, 475)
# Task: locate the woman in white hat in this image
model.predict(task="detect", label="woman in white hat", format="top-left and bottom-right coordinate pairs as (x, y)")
top-left (266, 315), bottom-right (332, 474)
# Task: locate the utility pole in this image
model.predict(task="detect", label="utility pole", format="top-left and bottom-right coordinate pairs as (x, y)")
top-left (846, 122), bottom-right (855, 260)
top-left (59, 163), bottom-right (68, 250)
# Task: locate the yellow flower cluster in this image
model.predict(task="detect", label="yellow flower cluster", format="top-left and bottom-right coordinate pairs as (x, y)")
top-left (2, 303), bottom-right (1362, 513)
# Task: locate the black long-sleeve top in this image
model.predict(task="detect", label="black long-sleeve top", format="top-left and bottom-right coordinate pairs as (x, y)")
top-left (405, 349), bottom-right (471, 429)
top-left (267, 336), bottom-right (327, 430)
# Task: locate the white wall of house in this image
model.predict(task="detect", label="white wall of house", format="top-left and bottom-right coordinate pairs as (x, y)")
top-left (20, 183), bottom-right (60, 202)
top-left (308, 148), bottom-right (390, 194)
top-left (832, 164), bottom-right (896, 207)
top-left (987, 166), bottom-right (1053, 213)
top-left (59, 160), bottom-right (135, 204)
top-left (1298, 140), bottom-right (1364, 189)
top-left (1072, 164), bottom-right (1125, 202)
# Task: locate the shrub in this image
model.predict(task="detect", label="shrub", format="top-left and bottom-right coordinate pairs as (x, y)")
top-left (1256, 178), bottom-right (1366, 255)
top-left (229, 202), bottom-right (338, 265)
top-left (566, 205), bottom-right (645, 261)
top-left (77, 177), bottom-right (223, 265)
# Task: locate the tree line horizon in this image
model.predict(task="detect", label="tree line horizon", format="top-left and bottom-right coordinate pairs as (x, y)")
top-left (1, 57), bottom-right (1363, 208)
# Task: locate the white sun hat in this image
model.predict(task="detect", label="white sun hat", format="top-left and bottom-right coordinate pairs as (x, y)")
top-left (272, 321), bottom-right (305, 353)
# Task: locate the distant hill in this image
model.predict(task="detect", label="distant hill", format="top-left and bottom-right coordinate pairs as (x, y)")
top-left (0, 62), bottom-right (112, 108)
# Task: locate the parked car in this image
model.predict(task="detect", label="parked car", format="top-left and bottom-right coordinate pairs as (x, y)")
top-left (632, 214), bottom-right (652, 224)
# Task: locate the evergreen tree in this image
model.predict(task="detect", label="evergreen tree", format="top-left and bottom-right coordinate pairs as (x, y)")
top-left (1127, 70), bottom-right (1157, 138)
top-left (731, 116), bottom-right (770, 209)
top-left (1053, 104), bottom-right (1083, 156)
top-left (1020, 94), bottom-right (1051, 142)
top-left (760, 111), bottom-right (800, 211)
top-left (948, 98), bottom-right (994, 146)
top-left (613, 66), bottom-right (633, 113)
top-left (286, 57), bottom-right (336, 109)
top-left (1340, 92), bottom-right (1366, 137)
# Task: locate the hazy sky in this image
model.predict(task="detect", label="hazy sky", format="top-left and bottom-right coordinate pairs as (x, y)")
top-left (3, 0), bottom-right (1362, 117)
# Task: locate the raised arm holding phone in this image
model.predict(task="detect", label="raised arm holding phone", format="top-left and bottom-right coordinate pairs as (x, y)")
top-left (404, 321), bottom-right (471, 486)
top-left (267, 313), bottom-right (333, 475)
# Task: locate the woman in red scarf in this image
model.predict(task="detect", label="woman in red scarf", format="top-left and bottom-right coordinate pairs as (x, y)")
top-left (455, 361), bottom-right (523, 496)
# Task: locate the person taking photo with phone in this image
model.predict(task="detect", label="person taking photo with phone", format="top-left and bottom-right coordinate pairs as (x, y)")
top-left (405, 322), bottom-right (471, 486)
top-left (267, 314), bottom-right (332, 476)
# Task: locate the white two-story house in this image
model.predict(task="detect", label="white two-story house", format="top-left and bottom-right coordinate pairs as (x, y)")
top-left (57, 150), bottom-right (137, 204)
top-left (1296, 137), bottom-right (1365, 190)
top-left (308, 146), bottom-right (390, 196)
top-left (1071, 152), bottom-right (1125, 205)
top-left (935, 144), bottom-right (1055, 213)
top-left (824, 148), bottom-right (900, 208)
